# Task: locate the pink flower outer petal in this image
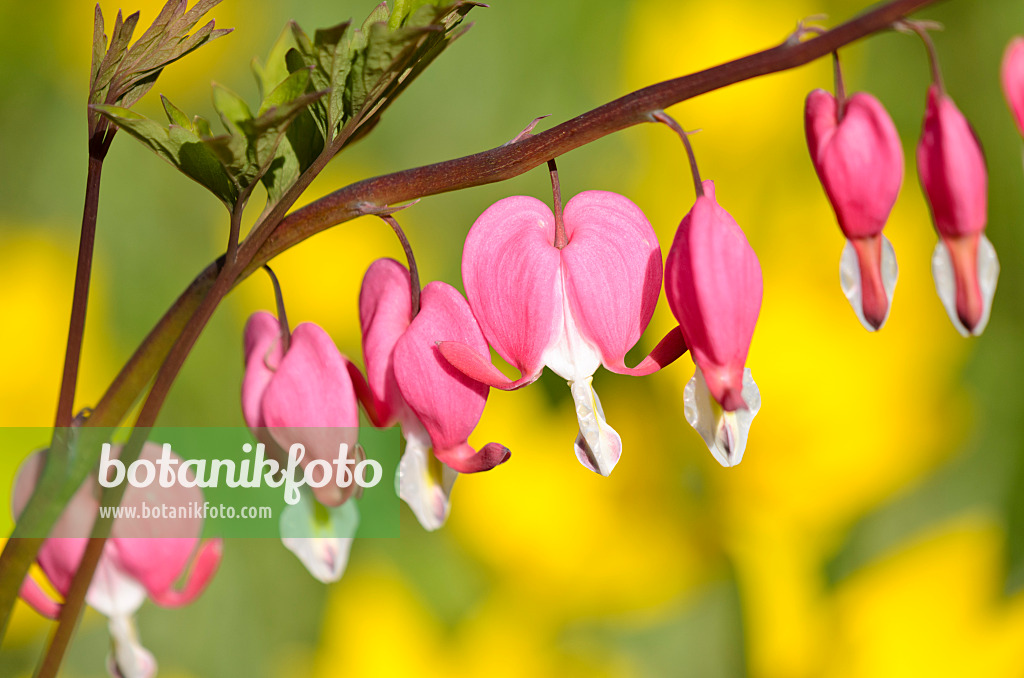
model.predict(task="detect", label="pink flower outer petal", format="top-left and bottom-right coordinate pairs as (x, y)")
top-left (393, 281), bottom-right (510, 473)
top-left (560, 190), bottom-right (664, 371)
top-left (805, 89), bottom-right (904, 240)
top-left (665, 180), bottom-right (763, 411)
top-left (462, 195), bottom-right (561, 382)
top-left (1002, 37), bottom-right (1024, 137)
top-left (917, 85), bottom-right (988, 239)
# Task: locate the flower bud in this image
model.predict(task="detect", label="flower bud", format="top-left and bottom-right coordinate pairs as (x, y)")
top-left (916, 85), bottom-right (999, 336)
top-left (805, 89), bottom-right (903, 330)
top-left (1002, 37), bottom-right (1024, 137)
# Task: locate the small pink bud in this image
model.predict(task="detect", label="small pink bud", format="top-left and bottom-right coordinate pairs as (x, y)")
top-left (916, 85), bottom-right (999, 336)
top-left (1002, 37), bottom-right (1024, 137)
top-left (665, 181), bottom-right (762, 412)
top-left (805, 89), bottom-right (903, 331)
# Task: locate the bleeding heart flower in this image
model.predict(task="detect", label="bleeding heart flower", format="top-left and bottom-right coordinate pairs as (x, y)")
top-left (13, 444), bottom-right (222, 678)
top-left (357, 258), bottom-right (509, 531)
top-left (242, 311), bottom-right (360, 508)
top-left (665, 180), bottom-right (763, 467)
top-left (242, 311), bottom-right (362, 582)
top-left (1003, 37), bottom-right (1024, 137)
top-left (439, 191), bottom-right (684, 477)
top-left (917, 85), bottom-right (999, 336)
top-left (805, 89), bottom-right (903, 330)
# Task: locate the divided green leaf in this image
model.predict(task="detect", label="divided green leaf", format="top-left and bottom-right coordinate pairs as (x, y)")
top-left (89, 0), bottom-right (232, 137)
top-left (94, 0), bottom-right (479, 210)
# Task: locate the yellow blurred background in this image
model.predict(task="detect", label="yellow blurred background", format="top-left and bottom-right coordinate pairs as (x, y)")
top-left (2, 0), bottom-right (1024, 676)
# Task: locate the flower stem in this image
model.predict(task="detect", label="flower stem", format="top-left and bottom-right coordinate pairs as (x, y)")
top-left (263, 265), bottom-right (291, 353)
top-left (548, 159), bottom-right (568, 249)
top-left (55, 140), bottom-right (111, 429)
top-left (380, 214), bottom-right (421, 317)
top-left (833, 51), bottom-right (848, 120)
top-left (34, 538), bottom-right (105, 678)
top-left (901, 20), bottom-right (946, 94)
top-left (653, 111), bottom-right (704, 198)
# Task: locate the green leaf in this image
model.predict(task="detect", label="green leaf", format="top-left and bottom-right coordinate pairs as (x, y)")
top-left (280, 1), bottom-right (477, 149)
top-left (257, 68), bottom-right (312, 117)
top-left (88, 0), bottom-right (232, 136)
top-left (255, 69), bottom-right (325, 203)
top-left (251, 27), bottom-right (296, 101)
top-left (92, 103), bottom-right (237, 206)
top-left (343, 2), bottom-right (482, 145)
top-left (212, 83), bottom-right (253, 130)
top-left (161, 94), bottom-right (191, 129)
top-left (313, 22), bottom-right (353, 133)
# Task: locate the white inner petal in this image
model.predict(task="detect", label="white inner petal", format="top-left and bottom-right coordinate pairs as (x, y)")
top-left (86, 558), bottom-right (147, 619)
top-left (570, 377), bottom-right (622, 476)
top-left (683, 366), bottom-right (761, 468)
top-left (931, 235), bottom-right (1000, 337)
top-left (541, 267), bottom-right (602, 382)
top-left (396, 431), bottom-right (457, 531)
top-left (279, 488), bottom-right (359, 583)
top-left (106, 614), bottom-right (157, 678)
top-left (839, 235), bottom-right (898, 332)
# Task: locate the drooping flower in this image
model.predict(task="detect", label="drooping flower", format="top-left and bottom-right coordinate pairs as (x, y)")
top-left (242, 311), bottom-right (360, 581)
top-left (665, 180), bottom-right (763, 467)
top-left (1002, 37), bottom-right (1024, 137)
top-left (357, 258), bottom-right (510, 530)
top-left (805, 89), bottom-right (903, 330)
top-left (13, 444), bottom-right (222, 678)
top-left (242, 311), bottom-right (360, 507)
top-left (439, 191), bottom-right (683, 477)
top-left (917, 85), bottom-right (999, 336)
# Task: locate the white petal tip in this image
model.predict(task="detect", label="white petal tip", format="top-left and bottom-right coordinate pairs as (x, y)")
top-left (684, 367), bottom-right (760, 467)
top-left (282, 536), bottom-right (353, 583)
top-left (570, 379), bottom-right (622, 477)
top-left (931, 235), bottom-right (999, 337)
top-left (106, 616), bottom-right (157, 678)
top-left (279, 494), bottom-right (359, 583)
top-left (397, 435), bottom-right (456, 531)
top-left (839, 236), bottom-right (897, 332)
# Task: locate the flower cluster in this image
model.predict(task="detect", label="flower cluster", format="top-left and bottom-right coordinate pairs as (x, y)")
top-left (804, 31), bottom-right (1003, 336)
top-left (18, 35), bottom-right (1021, 675)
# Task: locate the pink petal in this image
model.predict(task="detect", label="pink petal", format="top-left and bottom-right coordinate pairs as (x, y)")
top-left (917, 85), bottom-right (988, 239)
top-left (601, 326), bottom-right (687, 377)
top-left (850, 235), bottom-right (890, 330)
top-left (434, 441), bottom-right (510, 474)
top-left (261, 322), bottom-right (359, 506)
top-left (805, 90), bottom-right (904, 240)
top-left (18, 576), bottom-right (61, 619)
top-left (260, 323), bottom-right (358, 429)
top-left (359, 258), bottom-right (415, 428)
top-left (560, 191), bottom-right (663, 370)
top-left (436, 340), bottom-right (534, 390)
top-left (241, 311), bottom-right (285, 430)
top-left (143, 539), bottom-right (223, 607)
top-left (1003, 37), bottom-right (1024, 137)
top-left (665, 180), bottom-right (763, 411)
top-left (393, 282), bottom-right (509, 473)
top-left (944, 233), bottom-right (985, 334)
top-left (462, 196), bottom-right (561, 382)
